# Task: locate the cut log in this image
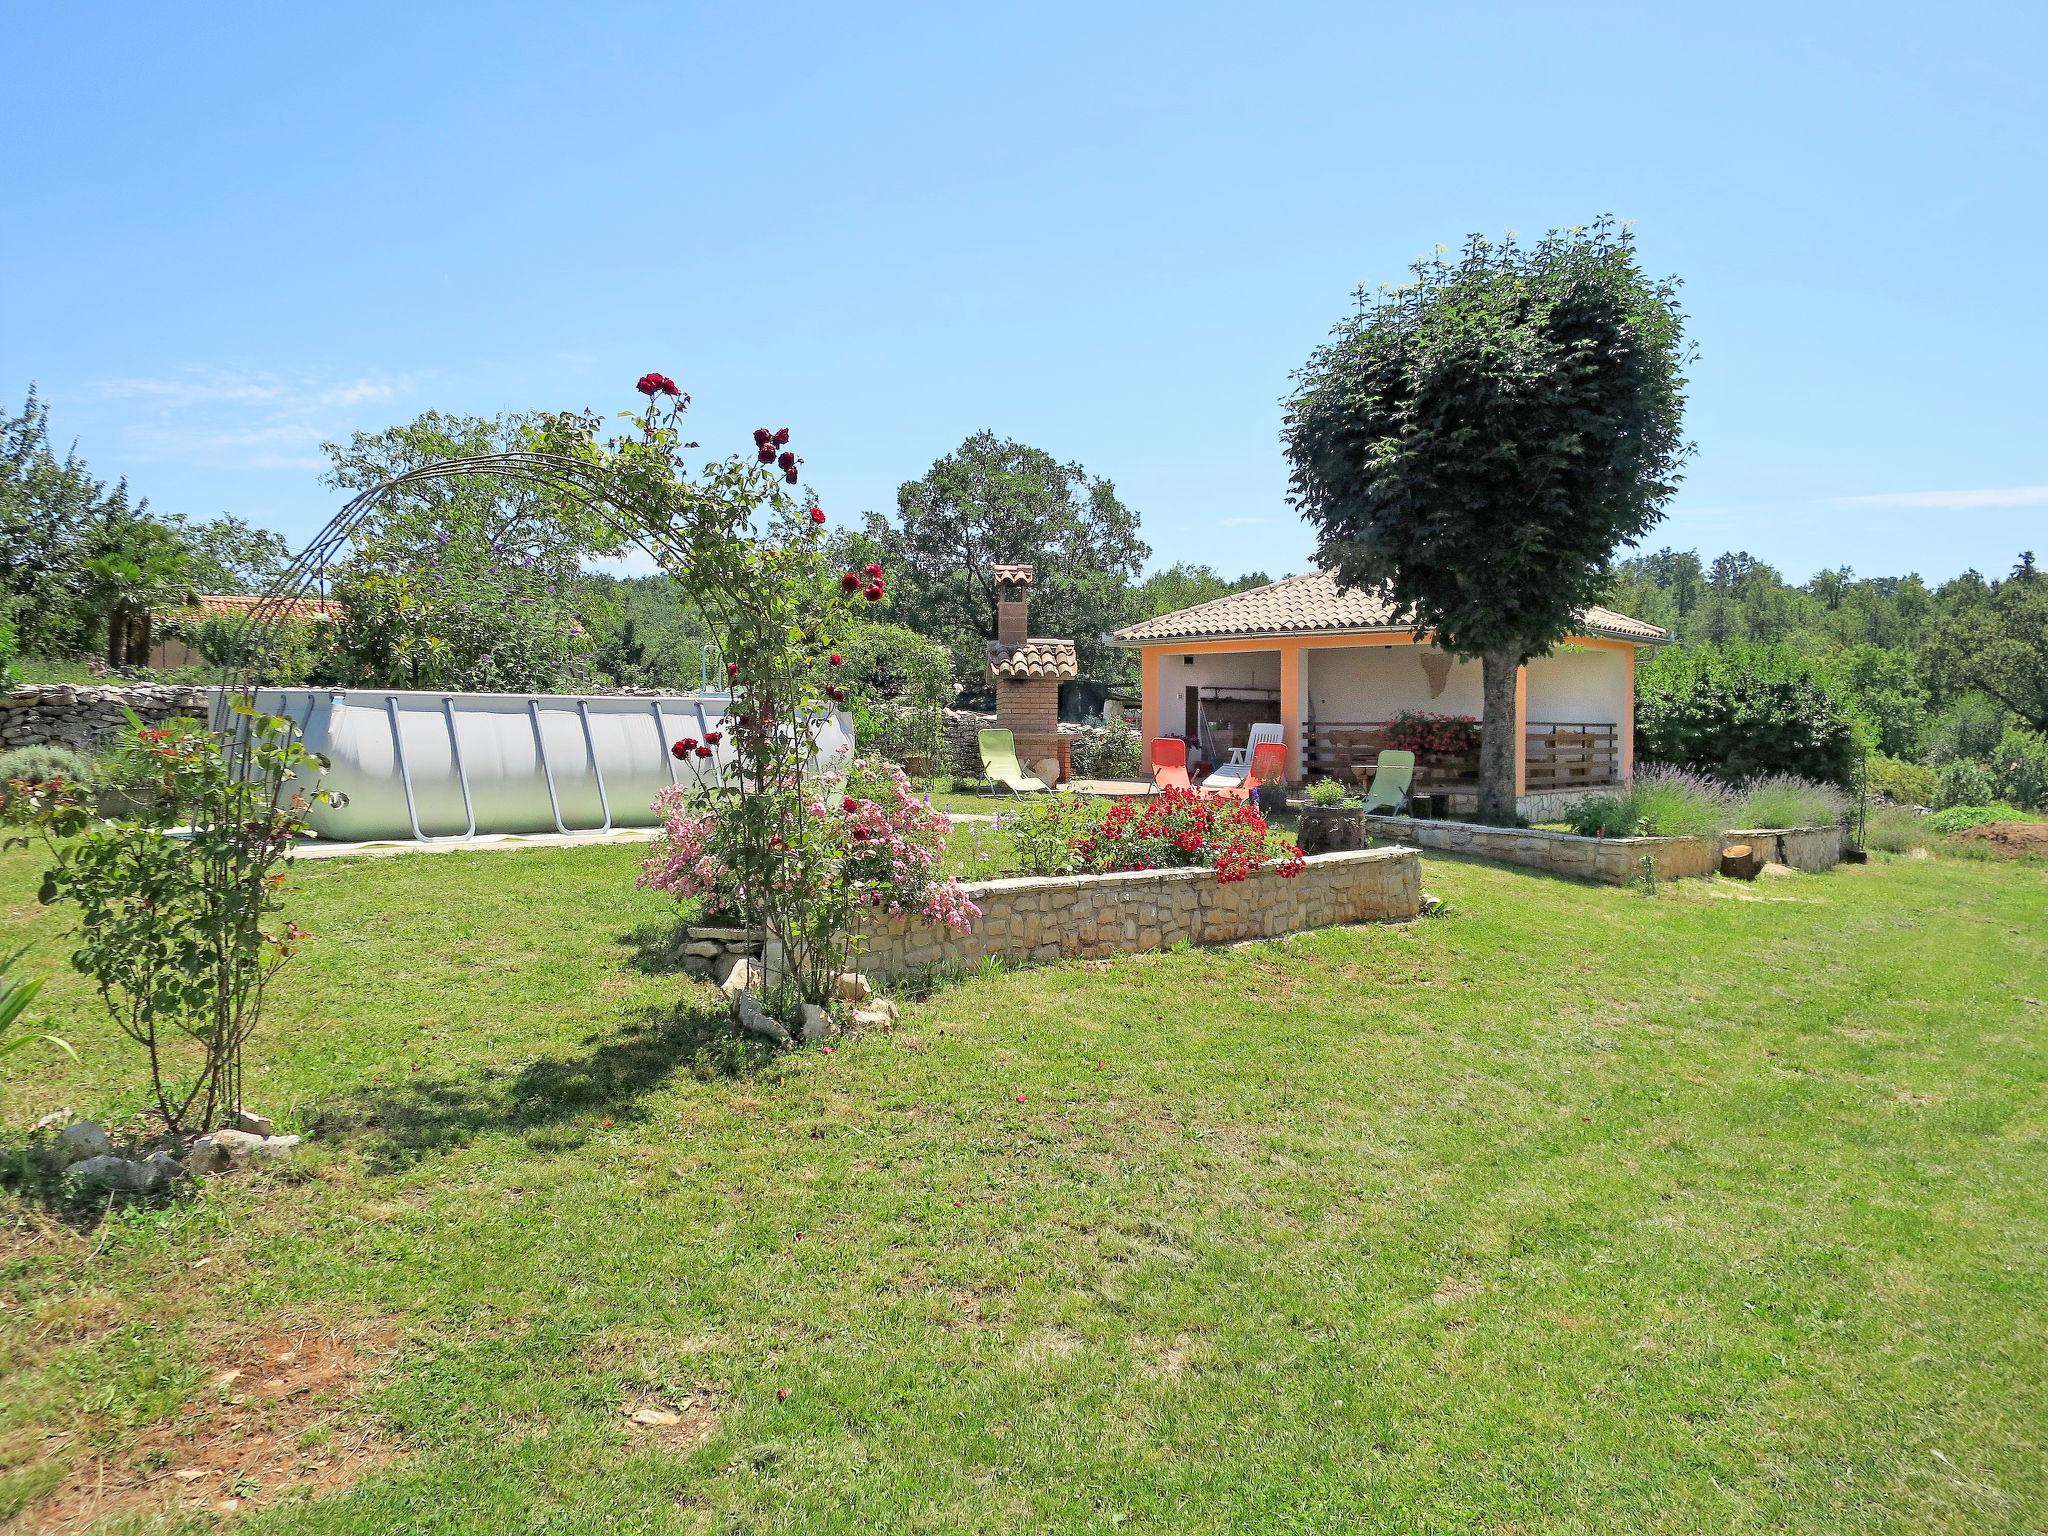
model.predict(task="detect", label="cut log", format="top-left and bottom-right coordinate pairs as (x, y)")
top-left (1719, 842), bottom-right (1763, 880)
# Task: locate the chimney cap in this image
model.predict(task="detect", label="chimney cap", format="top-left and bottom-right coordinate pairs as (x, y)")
top-left (993, 563), bottom-right (1036, 588)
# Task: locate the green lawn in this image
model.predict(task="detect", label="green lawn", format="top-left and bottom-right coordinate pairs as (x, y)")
top-left (2, 841), bottom-right (2044, 1533)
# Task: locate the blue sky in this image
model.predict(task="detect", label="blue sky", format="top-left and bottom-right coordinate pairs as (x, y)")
top-left (4, 1), bottom-right (2042, 587)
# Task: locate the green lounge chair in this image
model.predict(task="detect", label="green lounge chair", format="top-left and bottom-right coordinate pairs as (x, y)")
top-left (980, 728), bottom-right (1050, 795)
top-left (1359, 750), bottom-right (1415, 815)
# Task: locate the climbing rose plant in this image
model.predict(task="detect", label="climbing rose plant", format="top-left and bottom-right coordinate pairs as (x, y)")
top-left (1382, 710), bottom-right (1481, 758)
top-left (570, 376), bottom-right (936, 1014)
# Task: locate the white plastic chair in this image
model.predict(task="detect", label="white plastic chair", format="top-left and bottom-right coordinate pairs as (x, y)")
top-left (1227, 722), bottom-right (1284, 768)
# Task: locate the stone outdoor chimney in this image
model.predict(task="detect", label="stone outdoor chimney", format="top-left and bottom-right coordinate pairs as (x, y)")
top-left (985, 564), bottom-right (1077, 783)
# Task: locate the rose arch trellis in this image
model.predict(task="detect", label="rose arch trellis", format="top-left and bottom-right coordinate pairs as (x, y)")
top-left (207, 449), bottom-right (698, 782)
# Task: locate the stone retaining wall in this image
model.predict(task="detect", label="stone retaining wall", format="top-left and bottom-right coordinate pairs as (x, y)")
top-left (0, 683), bottom-right (212, 755)
top-left (1361, 814), bottom-right (1845, 884)
top-left (853, 846), bottom-right (1423, 976)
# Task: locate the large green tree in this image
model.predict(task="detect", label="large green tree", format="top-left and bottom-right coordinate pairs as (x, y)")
top-left (1284, 221), bottom-right (1692, 822)
top-left (1925, 556), bottom-right (2048, 735)
top-left (860, 431), bottom-right (1149, 682)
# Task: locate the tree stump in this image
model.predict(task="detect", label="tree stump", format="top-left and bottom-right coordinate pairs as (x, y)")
top-left (1720, 842), bottom-right (1763, 880)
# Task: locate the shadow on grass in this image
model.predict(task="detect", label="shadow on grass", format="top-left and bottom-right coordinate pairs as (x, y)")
top-left (313, 995), bottom-right (778, 1173)
top-left (619, 918), bottom-right (695, 977)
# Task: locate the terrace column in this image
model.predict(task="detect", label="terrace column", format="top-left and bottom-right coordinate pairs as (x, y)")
top-left (1279, 641), bottom-right (1308, 783)
top-left (1513, 663), bottom-right (1529, 797)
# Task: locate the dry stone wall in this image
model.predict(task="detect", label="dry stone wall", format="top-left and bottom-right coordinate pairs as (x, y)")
top-left (0, 684), bottom-right (212, 755)
top-left (1361, 814), bottom-right (1845, 884)
top-left (853, 846), bottom-right (1422, 976)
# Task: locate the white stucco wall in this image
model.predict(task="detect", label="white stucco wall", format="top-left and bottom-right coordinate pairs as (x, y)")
top-left (1306, 644), bottom-right (1483, 721)
top-left (1524, 645), bottom-right (1628, 725)
top-left (1151, 650), bottom-right (1281, 737)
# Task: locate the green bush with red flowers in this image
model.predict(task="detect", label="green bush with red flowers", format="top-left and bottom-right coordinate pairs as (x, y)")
top-left (1382, 710), bottom-right (1481, 759)
top-left (1064, 787), bottom-right (1305, 882)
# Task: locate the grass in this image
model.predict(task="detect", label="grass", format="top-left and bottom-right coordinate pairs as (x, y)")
top-left (2, 841), bottom-right (2045, 1533)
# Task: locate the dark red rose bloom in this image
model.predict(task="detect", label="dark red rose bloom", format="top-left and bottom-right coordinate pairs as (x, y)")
top-left (863, 562), bottom-right (884, 578)
top-left (671, 739), bottom-right (693, 760)
top-left (840, 571), bottom-right (861, 592)
top-left (773, 427), bottom-right (790, 445)
top-left (842, 796), bottom-right (858, 812)
top-left (703, 730), bottom-right (722, 745)
top-left (809, 506), bottom-right (826, 524)
top-left (828, 686), bottom-right (846, 702)
top-left (828, 653), bottom-right (843, 666)
top-left (777, 451), bottom-right (796, 471)
top-left (753, 427), bottom-right (773, 448)
top-left (695, 745), bottom-right (712, 759)
top-left (735, 713), bottom-right (750, 726)
top-left (863, 585), bottom-right (883, 602)
top-left (852, 827), bottom-right (869, 841)
top-left (784, 467), bottom-right (798, 484)
top-left (726, 662), bottom-right (739, 680)
top-left (757, 446), bottom-right (777, 464)
top-left (636, 372), bottom-right (663, 396)
top-left (655, 375), bottom-right (680, 396)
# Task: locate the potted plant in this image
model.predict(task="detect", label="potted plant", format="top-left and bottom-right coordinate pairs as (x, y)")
top-left (1296, 777), bottom-right (1369, 853)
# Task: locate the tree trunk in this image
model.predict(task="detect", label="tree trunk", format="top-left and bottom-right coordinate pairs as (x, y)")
top-left (1477, 645), bottom-right (1521, 826)
top-left (106, 604), bottom-right (129, 669)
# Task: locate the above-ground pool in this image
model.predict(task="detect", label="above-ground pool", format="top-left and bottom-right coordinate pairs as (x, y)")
top-left (226, 688), bottom-right (853, 843)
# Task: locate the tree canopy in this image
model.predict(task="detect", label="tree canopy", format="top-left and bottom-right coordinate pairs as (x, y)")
top-left (860, 431), bottom-right (1149, 682)
top-left (1284, 221), bottom-right (1692, 820)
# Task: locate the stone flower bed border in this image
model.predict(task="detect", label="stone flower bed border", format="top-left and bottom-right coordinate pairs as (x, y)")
top-left (850, 846), bottom-right (1423, 977)
top-left (1360, 814), bottom-right (1846, 885)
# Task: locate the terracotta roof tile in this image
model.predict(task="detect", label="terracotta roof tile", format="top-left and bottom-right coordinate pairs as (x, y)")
top-left (992, 564), bottom-right (1037, 587)
top-left (164, 593), bottom-right (342, 622)
top-left (986, 638), bottom-right (1079, 680)
top-left (1110, 570), bottom-right (1666, 646)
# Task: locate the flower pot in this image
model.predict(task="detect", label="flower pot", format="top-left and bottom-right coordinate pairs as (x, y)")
top-left (1297, 805), bottom-right (1369, 854)
top-left (901, 753), bottom-right (939, 779)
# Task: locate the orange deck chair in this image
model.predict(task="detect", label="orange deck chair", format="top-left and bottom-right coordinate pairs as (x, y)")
top-left (1149, 736), bottom-right (1193, 792)
top-left (1205, 740), bottom-right (1288, 802)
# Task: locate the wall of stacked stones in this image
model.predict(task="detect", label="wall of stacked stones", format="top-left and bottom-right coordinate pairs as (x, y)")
top-left (0, 684), bottom-right (212, 755)
top-left (941, 708), bottom-right (1084, 780)
top-left (1361, 815), bottom-right (1845, 884)
top-left (854, 846), bottom-right (1422, 976)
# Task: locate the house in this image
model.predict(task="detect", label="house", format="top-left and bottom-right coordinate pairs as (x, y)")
top-left (146, 593), bottom-right (342, 671)
top-left (1109, 571), bottom-right (1667, 815)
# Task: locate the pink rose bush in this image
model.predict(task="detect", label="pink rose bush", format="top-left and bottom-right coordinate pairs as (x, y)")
top-left (640, 755), bottom-right (978, 936)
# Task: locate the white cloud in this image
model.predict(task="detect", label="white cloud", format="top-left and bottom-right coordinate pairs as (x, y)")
top-left (90, 367), bottom-right (410, 474)
top-left (1830, 485), bottom-right (2048, 510)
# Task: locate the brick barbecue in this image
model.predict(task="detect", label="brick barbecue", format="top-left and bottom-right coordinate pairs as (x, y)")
top-left (985, 563), bottom-right (1077, 784)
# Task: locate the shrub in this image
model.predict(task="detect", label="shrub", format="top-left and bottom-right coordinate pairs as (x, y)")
top-left (1383, 710), bottom-right (1480, 758)
top-left (1990, 726), bottom-right (2048, 812)
top-left (1935, 759), bottom-right (1996, 810)
top-left (1069, 718), bottom-right (1143, 779)
top-left (0, 744), bottom-right (91, 787)
top-left (1305, 778), bottom-right (1353, 808)
top-left (1926, 803), bottom-right (2025, 835)
top-left (842, 622), bottom-right (952, 771)
top-left (1005, 795), bottom-right (1107, 876)
top-left (1636, 644), bottom-right (1861, 786)
top-left (1562, 766), bottom-right (1736, 838)
top-left (1734, 774), bottom-right (1849, 829)
top-left (1925, 692), bottom-right (2009, 764)
top-left (1069, 788), bottom-right (1304, 881)
top-left (0, 610), bottom-right (16, 692)
top-left (1866, 753), bottom-right (1938, 808)
top-left (1862, 805), bottom-right (1932, 856)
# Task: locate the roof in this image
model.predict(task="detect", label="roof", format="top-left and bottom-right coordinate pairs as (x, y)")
top-left (993, 564), bottom-right (1036, 587)
top-left (162, 593), bottom-right (342, 622)
top-left (1110, 570), bottom-right (1667, 647)
top-left (986, 638), bottom-right (1079, 681)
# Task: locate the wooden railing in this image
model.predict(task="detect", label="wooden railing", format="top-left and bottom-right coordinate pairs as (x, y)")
top-left (1302, 719), bottom-right (1620, 790)
top-left (1523, 721), bottom-right (1619, 791)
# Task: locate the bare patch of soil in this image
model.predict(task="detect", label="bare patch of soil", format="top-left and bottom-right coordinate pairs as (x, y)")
top-left (1955, 821), bottom-right (2048, 856)
top-left (18, 1326), bottom-right (400, 1533)
top-left (622, 1387), bottom-right (727, 1455)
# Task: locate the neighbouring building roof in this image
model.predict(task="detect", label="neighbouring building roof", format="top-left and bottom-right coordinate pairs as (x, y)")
top-left (992, 564), bottom-right (1037, 587)
top-left (1110, 570), bottom-right (1667, 646)
top-left (986, 638), bottom-right (1080, 681)
top-left (161, 593), bottom-right (342, 623)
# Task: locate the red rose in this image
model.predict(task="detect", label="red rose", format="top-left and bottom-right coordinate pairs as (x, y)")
top-left (852, 826), bottom-right (869, 841)
top-left (671, 740), bottom-right (692, 760)
top-left (757, 446), bottom-right (776, 464)
top-left (828, 653), bottom-right (843, 666)
top-left (809, 507), bottom-right (826, 525)
top-left (636, 372), bottom-right (662, 396)
top-left (863, 585), bottom-right (883, 602)
top-left (863, 562), bottom-right (883, 578)
top-left (842, 796), bottom-right (858, 812)
top-left (777, 451), bottom-right (796, 472)
top-left (773, 427), bottom-right (790, 445)
top-left (695, 745), bottom-right (712, 759)
top-left (828, 686), bottom-right (846, 702)
top-left (784, 467), bottom-right (798, 484)
top-left (703, 730), bottom-right (722, 745)
top-left (840, 571), bottom-right (861, 592)
top-left (753, 427), bottom-right (773, 447)
top-left (726, 661), bottom-right (739, 678)
top-left (657, 375), bottom-right (680, 397)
